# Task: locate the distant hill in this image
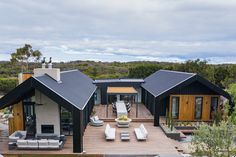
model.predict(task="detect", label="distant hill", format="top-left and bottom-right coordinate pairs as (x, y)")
top-left (0, 59), bottom-right (236, 94)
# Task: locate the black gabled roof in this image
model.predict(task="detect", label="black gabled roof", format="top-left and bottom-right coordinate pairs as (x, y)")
top-left (142, 70), bottom-right (195, 97)
top-left (35, 70), bottom-right (96, 110)
top-left (141, 70), bottom-right (231, 101)
top-left (0, 70), bottom-right (97, 110)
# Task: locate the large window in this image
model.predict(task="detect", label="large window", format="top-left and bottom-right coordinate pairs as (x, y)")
top-left (171, 96), bottom-right (179, 118)
top-left (195, 97), bottom-right (203, 119)
top-left (61, 106), bottom-right (73, 135)
top-left (211, 97), bottom-right (218, 112)
top-left (23, 101), bottom-right (36, 137)
top-left (210, 97), bottom-right (218, 118)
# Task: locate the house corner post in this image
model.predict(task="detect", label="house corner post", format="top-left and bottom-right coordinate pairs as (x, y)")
top-left (72, 107), bottom-right (83, 153)
top-left (154, 97), bottom-right (160, 126)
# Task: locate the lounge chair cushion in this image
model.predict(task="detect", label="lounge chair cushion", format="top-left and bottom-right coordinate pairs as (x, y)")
top-left (105, 124), bottom-right (116, 140)
top-left (27, 140), bottom-right (38, 149)
top-left (17, 140), bottom-right (28, 148)
top-left (140, 124), bottom-right (148, 137)
top-left (94, 116), bottom-right (99, 121)
top-left (134, 124), bottom-right (148, 140)
top-left (48, 140), bottom-right (62, 149)
top-left (38, 139), bottom-right (49, 149)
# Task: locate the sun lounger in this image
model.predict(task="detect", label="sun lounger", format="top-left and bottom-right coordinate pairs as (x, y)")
top-left (134, 124), bottom-right (148, 141)
top-left (105, 124), bottom-right (116, 140)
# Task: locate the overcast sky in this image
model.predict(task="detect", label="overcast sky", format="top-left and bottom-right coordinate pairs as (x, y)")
top-left (0, 0), bottom-right (236, 63)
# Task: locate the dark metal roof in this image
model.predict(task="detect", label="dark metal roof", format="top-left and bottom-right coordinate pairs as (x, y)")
top-left (34, 70), bottom-right (96, 110)
top-left (0, 70), bottom-right (96, 110)
top-left (142, 70), bottom-right (195, 97)
top-left (93, 79), bottom-right (144, 84)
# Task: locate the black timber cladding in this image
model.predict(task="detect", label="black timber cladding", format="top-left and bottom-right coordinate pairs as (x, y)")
top-left (141, 70), bottom-right (233, 126)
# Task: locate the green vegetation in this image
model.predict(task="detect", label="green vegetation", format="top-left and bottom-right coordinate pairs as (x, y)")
top-left (0, 59), bottom-right (236, 95)
top-left (192, 121), bottom-right (236, 157)
top-left (10, 44), bottom-right (42, 71)
top-left (0, 45), bottom-right (235, 95)
top-left (0, 77), bottom-right (17, 95)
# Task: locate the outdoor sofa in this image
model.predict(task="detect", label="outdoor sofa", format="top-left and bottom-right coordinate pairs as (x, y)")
top-left (16, 139), bottom-right (64, 150)
top-left (9, 130), bottom-right (27, 143)
top-left (105, 124), bottom-right (116, 140)
top-left (134, 124), bottom-right (148, 141)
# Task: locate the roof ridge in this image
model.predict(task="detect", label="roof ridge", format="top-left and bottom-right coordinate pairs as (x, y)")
top-left (159, 69), bottom-right (196, 75)
top-left (60, 69), bottom-right (78, 73)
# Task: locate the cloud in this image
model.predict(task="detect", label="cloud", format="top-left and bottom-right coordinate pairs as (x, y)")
top-left (0, 0), bottom-right (236, 63)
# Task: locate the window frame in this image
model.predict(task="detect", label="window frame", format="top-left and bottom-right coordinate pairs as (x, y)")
top-left (171, 96), bottom-right (180, 119)
top-left (194, 96), bottom-right (203, 119)
top-left (210, 96), bottom-right (218, 112)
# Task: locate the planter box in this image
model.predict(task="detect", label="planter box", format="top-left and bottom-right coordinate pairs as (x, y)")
top-left (160, 123), bottom-right (181, 141)
top-left (175, 126), bottom-right (196, 130)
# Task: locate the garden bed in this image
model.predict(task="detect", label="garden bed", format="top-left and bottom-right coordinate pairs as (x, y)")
top-left (160, 123), bottom-right (181, 141)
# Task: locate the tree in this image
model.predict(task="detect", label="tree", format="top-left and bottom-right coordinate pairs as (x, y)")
top-left (10, 44), bottom-right (42, 72)
top-left (129, 64), bottom-right (162, 78)
top-left (214, 66), bottom-right (230, 89)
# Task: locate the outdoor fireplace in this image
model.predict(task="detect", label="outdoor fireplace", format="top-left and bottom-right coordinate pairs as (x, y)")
top-left (41, 125), bottom-right (54, 133)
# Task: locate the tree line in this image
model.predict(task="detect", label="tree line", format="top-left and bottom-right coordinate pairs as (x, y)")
top-left (0, 44), bottom-right (236, 94)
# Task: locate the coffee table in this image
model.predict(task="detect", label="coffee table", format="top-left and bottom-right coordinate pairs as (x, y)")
top-left (120, 131), bottom-right (130, 141)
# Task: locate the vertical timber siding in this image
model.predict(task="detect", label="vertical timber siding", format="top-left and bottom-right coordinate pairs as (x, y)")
top-left (169, 95), bottom-right (220, 121)
top-left (9, 102), bottom-right (24, 134)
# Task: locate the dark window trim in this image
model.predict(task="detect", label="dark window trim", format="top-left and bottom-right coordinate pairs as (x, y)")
top-left (171, 96), bottom-right (180, 119)
top-left (194, 96), bottom-right (203, 119)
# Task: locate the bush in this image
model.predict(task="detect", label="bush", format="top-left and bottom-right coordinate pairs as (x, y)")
top-left (0, 77), bottom-right (17, 94)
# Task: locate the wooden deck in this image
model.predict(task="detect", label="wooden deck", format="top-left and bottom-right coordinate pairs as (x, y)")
top-left (93, 103), bottom-right (154, 121)
top-left (83, 122), bottom-right (181, 156)
top-left (0, 104), bottom-right (182, 156)
top-left (1, 122), bottom-right (181, 156)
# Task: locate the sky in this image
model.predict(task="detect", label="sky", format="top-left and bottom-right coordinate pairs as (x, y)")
top-left (0, 0), bottom-right (236, 64)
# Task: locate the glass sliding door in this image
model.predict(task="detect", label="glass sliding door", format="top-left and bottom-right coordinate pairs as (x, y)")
top-left (195, 97), bottom-right (203, 119)
top-left (23, 101), bottom-right (36, 137)
top-left (171, 96), bottom-right (179, 118)
top-left (60, 106), bottom-right (73, 135)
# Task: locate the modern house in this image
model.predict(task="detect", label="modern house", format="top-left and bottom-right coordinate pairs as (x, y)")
top-left (0, 64), bottom-right (233, 154)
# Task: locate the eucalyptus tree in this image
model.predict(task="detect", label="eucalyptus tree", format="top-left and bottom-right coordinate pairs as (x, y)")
top-left (10, 44), bottom-right (42, 72)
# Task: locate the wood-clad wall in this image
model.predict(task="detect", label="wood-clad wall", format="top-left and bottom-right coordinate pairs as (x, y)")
top-left (169, 95), bottom-right (220, 121)
top-left (8, 102), bottom-right (24, 134)
top-left (8, 73), bottom-right (32, 134)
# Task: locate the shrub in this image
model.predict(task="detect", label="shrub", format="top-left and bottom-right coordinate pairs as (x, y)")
top-left (0, 77), bottom-right (17, 94)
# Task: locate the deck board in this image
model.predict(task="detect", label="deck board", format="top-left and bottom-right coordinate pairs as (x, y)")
top-left (83, 122), bottom-right (180, 156)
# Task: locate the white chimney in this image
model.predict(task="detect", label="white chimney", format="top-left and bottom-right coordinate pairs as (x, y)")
top-left (34, 57), bottom-right (61, 83)
top-left (42, 63), bottom-right (46, 69)
top-left (48, 57), bottom-right (52, 69)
